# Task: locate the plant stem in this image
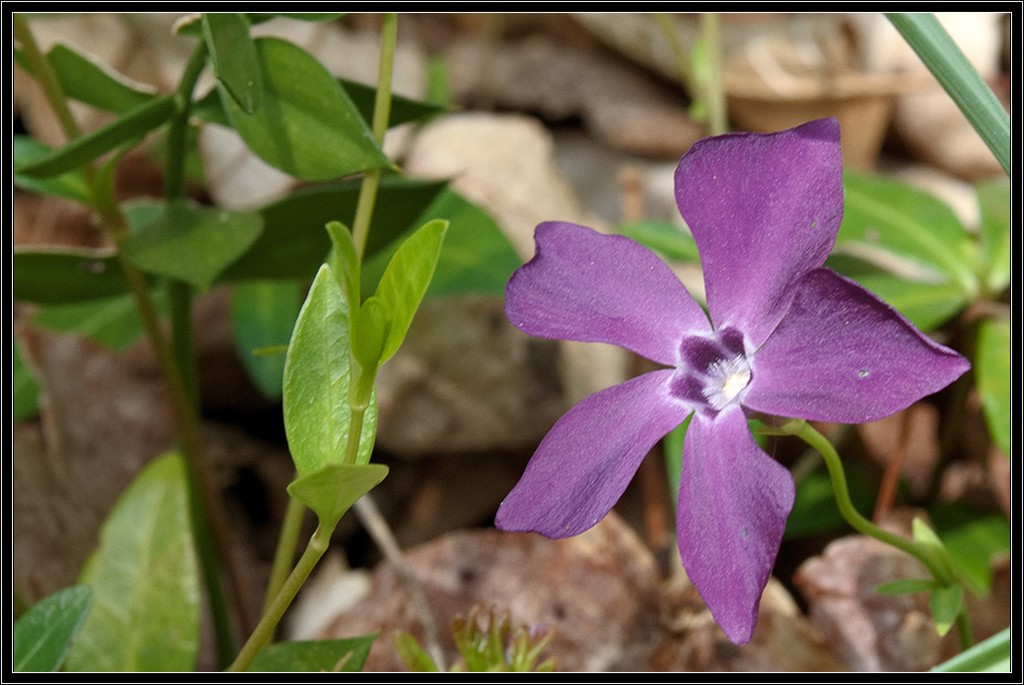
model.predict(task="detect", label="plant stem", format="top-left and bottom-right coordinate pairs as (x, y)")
top-left (264, 494), bottom-right (306, 612)
top-left (699, 13), bottom-right (728, 135)
top-left (350, 12), bottom-right (397, 260)
top-left (783, 419), bottom-right (973, 651)
top-left (227, 526), bottom-right (330, 672)
top-left (13, 13), bottom-right (82, 141)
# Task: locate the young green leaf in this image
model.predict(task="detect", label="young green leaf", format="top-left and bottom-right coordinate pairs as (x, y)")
top-left (64, 453), bottom-right (199, 671)
top-left (373, 219), bottom-right (448, 364)
top-left (975, 177), bottom-right (1010, 294)
top-left (230, 279), bottom-right (303, 400)
top-left (122, 201), bottom-right (264, 290)
top-left (326, 221), bottom-right (361, 310)
top-left (15, 95), bottom-right (177, 179)
top-left (221, 177), bottom-right (447, 281)
top-left (14, 586), bottom-right (92, 672)
top-left (930, 503), bottom-right (1011, 595)
top-left (220, 37), bottom-right (390, 180)
top-left (287, 463), bottom-right (389, 529)
top-left (246, 636), bottom-right (376, 672)
top-left (975, 317), bottom-right (1010, 455)
top-left (351, 296), bottom-right (390, 375)
top-left (202, 13), bottom-right (262, 114)
top-left (929, 584), bottom-right (963, 637)
top-left (283, 265), bottom-right (376, 476)
top-left (14, 136), bottom-right (92, 204)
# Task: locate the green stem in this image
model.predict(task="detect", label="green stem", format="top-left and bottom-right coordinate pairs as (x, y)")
top-left (264, 494), bottom-right (306, 612)
top-left (886, 13), bottom-right (1010, 176)
top-left (343, 404), bottom-right (367, 466)
top-left (13, 14), bottom-right (82, 141)
top-left (782, 419), bottom-right (973, 651)
top-left (699, 13), bottom-right (728, 135)
top-left (228, 526), bottom-right (330, 672)
top-left (165, 42), bottom-right (208, 202)
top-left (350, 13), bottom-right (397, 260)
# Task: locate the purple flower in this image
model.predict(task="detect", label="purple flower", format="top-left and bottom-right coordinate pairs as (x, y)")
top-left (495, 118), bottom-right (970, 645)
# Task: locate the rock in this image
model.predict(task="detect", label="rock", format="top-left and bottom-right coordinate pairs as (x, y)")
top-left (445, 34), bottom-right (703, 159)
top-left (651, 569), bottom-right (846, 671)
top-left (312, 512), bottom-right (665, 671)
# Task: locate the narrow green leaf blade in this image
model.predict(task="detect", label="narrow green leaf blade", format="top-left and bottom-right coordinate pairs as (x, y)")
top-left (931, 626), bottom-right (1010, 672)
top-left (288, 463), bottom-right (389, 528)
top-left (122, 202), bottom-right (264, 290)
top-left (14, 248), bottom-right (131, 304)
top-left (230, 279), bottom-right (303, 400)
top-left (47, 43), bottom-right (156, 113)
top-left (202, 13), bottom-right (262, 114)
top-left (221, 37), bottom-right (390, 180)
top-left (374, 219), bottom-right (448, 363)
top-left (618, 220), bottom-right (701, 263)
top-left (14, 136), bottom-right (92, 203)
top-left (976, 178), bottom-right (1010, 293)
top-left (283, 265), bottom-right (375, 476)
top-left (975, 317), bottom-right (1010, 455)
top-left (247, 636), bottom-right (375, 672)
top-left (15, 95), bottom-right (177, 178)
top-left (929, 584), bottom-right (963, 637)
top-left (64, 452), bottom-right (200, 671)
top-left (886, 13), bottom-right (1010, 175)
top-left (875, 578), bottom-right (937, 596)
top-left (14, 586), bottom-right (93, 672)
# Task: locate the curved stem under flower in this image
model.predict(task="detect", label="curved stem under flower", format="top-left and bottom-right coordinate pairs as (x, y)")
top-left (775, 419), bottom-right (973, 650)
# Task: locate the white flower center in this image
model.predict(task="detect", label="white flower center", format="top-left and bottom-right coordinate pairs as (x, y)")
top-left (702, 356), bottom-right (752, 410)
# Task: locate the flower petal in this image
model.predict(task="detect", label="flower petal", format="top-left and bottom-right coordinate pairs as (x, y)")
top-left (676, 407), bottom-right (795, 645)
top-left (744, 268), bottom-right (971, 423)
top-left (675, 118), bottom-right (843, 347)
top-left (496, 369), bottom-right (690, 537)
top-left (505, 221), bottom-right (709, 366)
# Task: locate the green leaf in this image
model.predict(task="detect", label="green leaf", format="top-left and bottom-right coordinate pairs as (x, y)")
top-left (351, 296), bottom-right (390, 373)
top-left (14, 135), bottom-right (92, 204)
top-left (340, 78), bottom-right (445, 129)
top-left (230, 279), bottom-right (303, 400)
top-left (838, 171), bottom-right (979, 298)
top-left (663, 414), bottom-right (692, 505)
top-left (221, 177), bottom-right (447, 281)
top-left (784, 461), bottom-right (876, 539)
top-left (122, 202), bottom-right (263, 290)
top-left (202, 13), bottom-right (262, 114)
top-left (618, 220), bottom-right (701, 263)
top-left (14, 586), bottom-right (93, 672)
top-left (911, 517), bottom-right (959, 582)
top-left (220, 37), bottom-right (390, 180)
top-left (15, 95), bottom-right (177, 178)
top-left (247, 636), bottom-right (376, 672)
top-left (247, 13), bottom-right (347, 24)
top-left (373, 219), bottom-right (448, 364)
top-left (875, 578), bottom-right (937, 595)
top-left (975, 177), bottom-right (1010, 294)
top-left (929, 584), bottom-right (963, 637)
top-left (34, 292), bottom-right (157, 351)
top-left (283, 265), bottom-right (376, 476)
top-left (326, 221), bottom-right (361, 309)
top-left (975, 317), bottom-right (1010, 455)
top-left (931, 626), bottom-right (1010, 672)
top-left (930, 503), bottom-right (1011, 595)
top-left (14, 247), bottom-right (131, 304)
top-left (46, 43), bottom-right (156, 113)
top-left (824, 254), bottom-right (969, 331)
top-left (886, 13), bottom-right (1011, 176)
top-left (288, 463), bottom-right (389, 529)
top-left (64, 452), bottom-right (199, 671)
top-left (13, 339), bottom-right (40, 422)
